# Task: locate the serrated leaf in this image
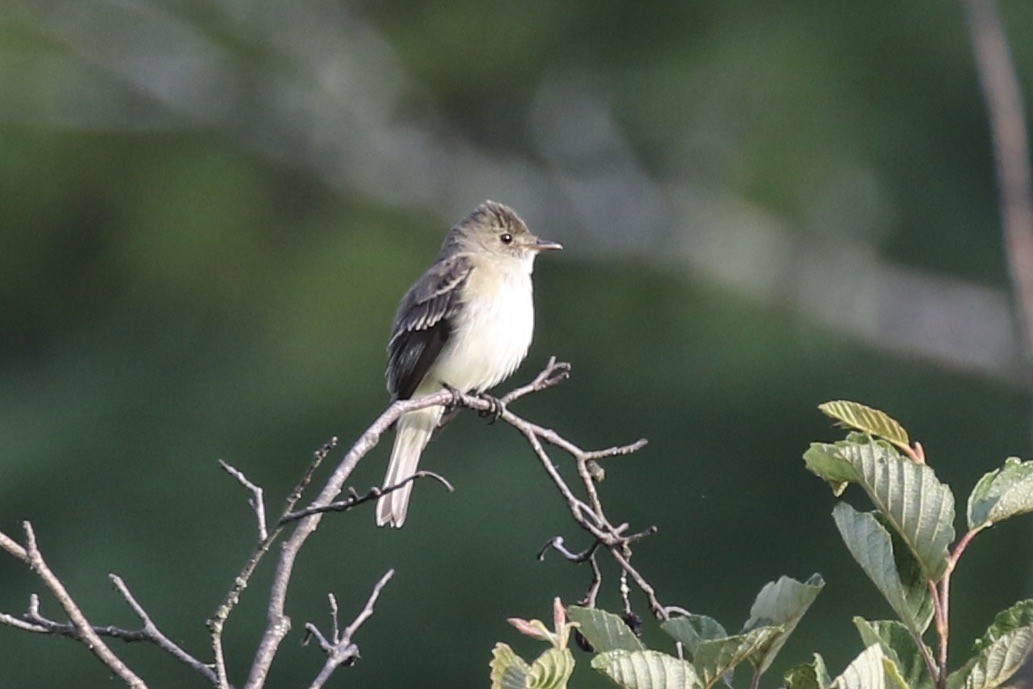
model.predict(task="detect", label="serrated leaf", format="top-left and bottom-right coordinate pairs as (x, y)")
top-left (743, 574), bottom-right (824, 677)
top-left (949, 626), bottom-right (1033, 689)
top-left (819, 401), bottom-right (910, 451)
top-left (591, 649), bottom-right (700, 689)
top-left (490, 644), bottom-right (576, 689)
top-left (492, 643), bottom-right (532, 689)
top-left (662, 615), bottom-right (728, 656)
top-left (694, 626), bottom-right (783, 688)
top-left (967, 458), bottom-right (1033, 529)
top-left (529, 649), bottom-right (575, 689)
top-left (785, 654), bottom-right (831, 689)
top-left (974, 600), bottom-right (1033, 652)
top-left (949, 612), bottom-right (1033, 689)
top-left (853, 618), bottom-right (933, 689)
top-left (836, 439), bottom-right (955, 582)
top-left (832, 644), bottom-right (889, 689)
top-left (567, 606), bottom-right (644, 653)
top-left (833, 504), bottom-right (934, 635)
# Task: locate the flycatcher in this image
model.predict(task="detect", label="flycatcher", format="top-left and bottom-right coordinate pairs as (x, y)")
top-left (376, 201), bottom-right (562, 527)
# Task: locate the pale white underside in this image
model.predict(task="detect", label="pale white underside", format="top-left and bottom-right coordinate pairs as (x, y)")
top-left (425, 253), bottom-right (535, 395)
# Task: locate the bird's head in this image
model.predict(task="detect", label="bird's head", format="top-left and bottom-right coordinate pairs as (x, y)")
top-left (445, 200), bottom-right (562, 261)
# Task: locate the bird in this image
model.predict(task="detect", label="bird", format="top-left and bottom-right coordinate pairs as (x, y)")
top-left (375, 201), bottom-right (562, 527)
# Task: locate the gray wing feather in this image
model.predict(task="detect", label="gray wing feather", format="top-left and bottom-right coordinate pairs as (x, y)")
top-left (386, 255), bottom-right (472, 399)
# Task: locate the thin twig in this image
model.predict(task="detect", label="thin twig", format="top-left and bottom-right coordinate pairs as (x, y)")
top-left (500, 355), bottom-right (571, 406)
top-left (279, 471), bottom-right (455, 524)
top-left (464, 361), bottom-right (662, 620)
top-left (538, 536), bottom-right (601, 563)
top-left (285, 438), bottom-right (339, 516)
top-left (219, 460), bottom-right (268, 542)
top-left (3, 593), bottom-right (150, 642)
top-left (924, 580), bottom-right (945, 686)
top-left (305, 570), bottom-right (395, 689)
top-left (109, 575), bottom-right (221, 686)
top-left (209, 438), bottom-right (338, 689)
top-left (585, 554), bottom-right (603, 609)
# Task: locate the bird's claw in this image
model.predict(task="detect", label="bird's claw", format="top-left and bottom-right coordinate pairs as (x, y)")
top-left (477, 393), bottom-right (506, 424)
top-left (441, 383), bottom-right (464, 418)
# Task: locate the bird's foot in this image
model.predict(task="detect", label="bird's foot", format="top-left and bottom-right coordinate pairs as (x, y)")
top-left (477, 392), bottom-right (506, 424)
top-left (439, 383), bottom-right (464, 427)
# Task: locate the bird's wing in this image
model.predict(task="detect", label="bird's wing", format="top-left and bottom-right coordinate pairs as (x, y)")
top-left (386, 254), bottom-right (472, 400)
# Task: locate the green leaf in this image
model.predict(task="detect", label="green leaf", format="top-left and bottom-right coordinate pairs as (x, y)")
top-left (831, 644), bottom-right (890, 689)
top-left (491, 644), bottom-right (576, 689)
top-left (492, 644), bottom-right (530, 689)
top-left (948, 626), bottom-right (1033, 689)
top-left (743, 574), bottom-right (825, 676)
top-left (853, 618), bottom-right (933, 689)
top-left (693, 626), bottom-right (783, 688)
top-left (881, 515), bottom-right (937, 635)
top-left (785, 654), bottom-right (831, 689)
top-left (967, 457), bottom-right (1033, 529)
top-left (974, 600), bottom-right (1033, 652)
top-left (883, 656), bottom-right (911, 689)
top-left (949, 604), bottom-right (1033, 688)
top-left (836, 438), bottom-right (955, 582)
top-left (833, 503), bottom-right (934, 635)
top-left (803, 442), bottom-right (858, 496)
top-left (662, 615), bottom-right (728, 656)
top-left (818, 401), bottom-right (910, 451)
top-left (591, 649), bottom-right (700, 689)
top-left (567, 606), bottom-right (644, 652)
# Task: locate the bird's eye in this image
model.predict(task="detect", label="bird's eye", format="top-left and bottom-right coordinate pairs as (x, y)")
top-left (500, 233), bottom-right (513, 245)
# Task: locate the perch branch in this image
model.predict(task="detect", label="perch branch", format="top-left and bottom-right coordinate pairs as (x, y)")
top-left (1, 356), bottom-right (657, 688)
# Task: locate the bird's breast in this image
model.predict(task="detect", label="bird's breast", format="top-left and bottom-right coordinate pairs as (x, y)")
top-left (431, 266), bottom-right (534, 393)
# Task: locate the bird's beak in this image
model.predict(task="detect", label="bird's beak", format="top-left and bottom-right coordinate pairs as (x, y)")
top-left (531, 236), bottom-right (563, 252)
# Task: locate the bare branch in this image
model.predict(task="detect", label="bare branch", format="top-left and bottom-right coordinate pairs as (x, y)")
top-left (442, 362), bottom-right (663, 620)
top-left (305, 570), bottom-right (395, 689)
top-left (538, 536), bottom-right (601, 564)
top-left (493, 413), bottom-right (660, 616)
top-left (2, 593), bottom-right (149, 642)
top-left (0, 529), bottom-right (28, 561)
top-left (1, 357), bottom-right (657, 688)
top-left (219, 460), bottom-right (269, 542)
top-left (210, 437), bottom-right (338, 689)
top-left (0, 523), bottom-right (148, 688)
top-left (280, 471), bottom-right (455, 524)
top-left (500, 356), bottom-right (572, 405)
top-left (241, 391), bottom-right (467, 688)
top-left (285, 437), bottom-right (339, 516)
top-left (109, 575), bottom-right (221, 686)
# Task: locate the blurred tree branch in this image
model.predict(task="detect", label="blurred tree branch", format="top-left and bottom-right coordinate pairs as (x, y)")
top-left (0, 357), bottom-right (658, 688)
top-left (964, 0), bottom-right (1033, 390)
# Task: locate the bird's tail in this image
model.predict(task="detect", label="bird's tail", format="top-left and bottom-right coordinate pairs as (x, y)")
top-left (376, 406), bottom-right (443, 528)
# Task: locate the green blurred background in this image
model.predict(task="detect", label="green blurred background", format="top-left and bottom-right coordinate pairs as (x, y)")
top-left (2, 0), bottom-right (1032, 687)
